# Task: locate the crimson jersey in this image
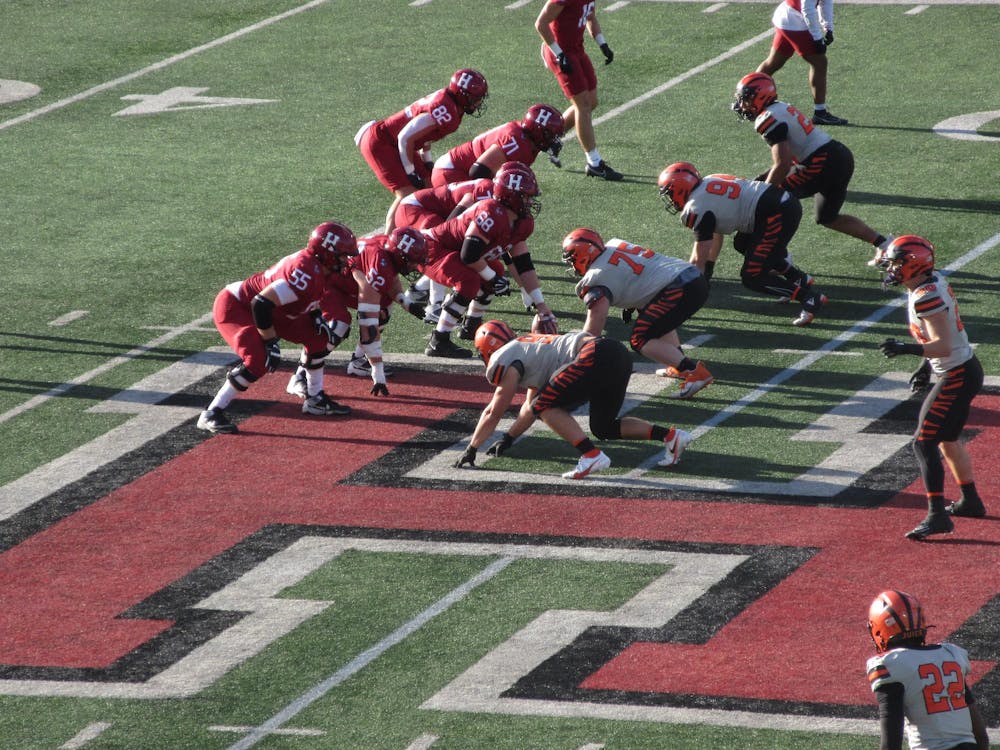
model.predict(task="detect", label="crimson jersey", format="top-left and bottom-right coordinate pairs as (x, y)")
top-left (228, 250), bottom-right (326, 322)
top-left (370, 88), bottom-right (465, 155)
top-left (546, 0), bottom-right (595, 52)
top-left (400, 178), bottom-right (493, 222)
top-left (445, 121), bottom-right (540, 173)
top-left (424, 198), bottom-right (524, 265)
top-left (352, 236), bottom-right (404, 308)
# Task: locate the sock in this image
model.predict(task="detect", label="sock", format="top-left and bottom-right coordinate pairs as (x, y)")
top-left (574, 438), bottom-right (597, 456)
top-left (678, 357), bottom-right (697, 373)
top-left (649, 425), bottom-right (670, 442)
top-left (352, 345), bottom-right (364, 359)
top-left (586, 149), bottom-right (603, 167)
top-left (928, 493), bottom-right (946, 515)
top-left (815, 104), bottom-right (827, 113)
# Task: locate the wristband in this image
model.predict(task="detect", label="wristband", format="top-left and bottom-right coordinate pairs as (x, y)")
top-left (371, 361), bottom-right (386, 383)
top-left (478, 266), bottom-right (497, 281)
top-left (595, 33), bottom-right (606, 46)
top-left (529, 288), bottom-right (545, 306)
top-left (548, 42), bottom-right (563, 57)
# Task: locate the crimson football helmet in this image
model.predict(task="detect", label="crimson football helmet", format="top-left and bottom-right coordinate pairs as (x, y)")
top-left (386, 226), bottom-right (428, 273)
top-left (561, 228), bottom-right (606, 277)
top-left (521, 104), bottom-right (565, 152)
top-left (874, 235), bottom-right (935, 287)
top-left (531, 312), bottom-right (559, 335)
top-left (448, 68), bottom-right (489, 117)
top-left (306, 221), bottom-right (358, 273)
top-left (732, 72), bottom-right (778, 120)
top-left (657, 162), bottom-right (702, 214)
top-left (868, 590), bottom-right (929, 653)
top-left (493, 161), bottom-right (541, 218)
top-left (474, 319), bottom-right (516, 363)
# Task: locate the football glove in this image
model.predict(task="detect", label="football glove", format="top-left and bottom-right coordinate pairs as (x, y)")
top-left (493, 276), bottom-right (511, 297)
top-left (600, 43), bottom-right (614, 65)
top-left (454, 445), bottom-right (477, 468)
top-left (880, 338), bottom-right (924, 358)
top-left (486, 433), bottom-right (513, 457)
top-left (813, 37), bottom-right (827, 54)
top-left (263, 338), bottom-right (281, 373)
top-left (407, 172), bottom-right (424, 189)
top-left (424, 160), bottom-right (435, 174)
top-left (405, 300), bottom-right (426, 320)
top-left (824, 29), bottom-right (834, 45)
top-left (371, 382), bottom-right (390, 397)
top-left (622, 307), bottom-right (635, 323)
top-left (909, 359), bottom-right (932, 392)
top-left (557, 52), bottom-right (573, 74)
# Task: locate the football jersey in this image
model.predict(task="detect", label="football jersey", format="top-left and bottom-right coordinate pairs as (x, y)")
top-left (485, 330), bottom-right (591, 388)
top-left (575, 238), bottom-right (696, 310)
top-left (372, 88), bottom-right (464, 153)
top-left (399, 179), bottom-right (493, 221)
top-left (353, 236), bottom-right (402, 308)
top-left (754, 100), bottom-right (832, 160)
top-left (546, 0), bottom-right (594, 51)
top-left (866, 643), bottom-right (978, 750)
top-left (227, 250), bottom-right (326, 322)
top-left (424, 198), bottom-right (517, 265)
top-left (680, 174), bottom-right (773, 236)
top-left (446, 121), bottom-right (539, 173)
top-left (772, 0), bottom-right (829, 38)
top-left (907, 273), bottom-right (974, 374)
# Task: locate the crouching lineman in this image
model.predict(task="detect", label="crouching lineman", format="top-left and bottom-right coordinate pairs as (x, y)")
top-left (562, 228), bottom-right (713, 399)
top-left (454, 320), bottom-right (693, 480)
top-left (197, 221), bottom-right (359, 434)
top-left (871, 235), bottom-right (986, 540)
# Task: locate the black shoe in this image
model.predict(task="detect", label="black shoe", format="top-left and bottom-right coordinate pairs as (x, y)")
top-left (197, 408), bottom-right (238, 434)
top-left (905, 513), bottom-right (954, 541)
top-left (812, 110), bottom-right (848, 126)
top-left (585, 160), bottom-right (623, 181)
top-left (425, 334), bottom-right (473, 359)
top-left (947, 498), bottom-right (987, 518)
top-left (459, 316), bottom-right (483, 341)
top-left (548, 140), bottom-right (562, 168)
top-left (302, 391), bottom-right (352, 416)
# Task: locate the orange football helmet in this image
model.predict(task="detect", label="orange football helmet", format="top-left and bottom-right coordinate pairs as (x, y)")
top-left (732, 72), bottom-right (778, 120)
top-left (868, 590), bottom-right (929, 653)
top-left (561, 228), bottom-right (606, 277)
top-left (658, 162), bottom-right (702, 214)
top-left (875, 235), bottom-right (935, 287)
top-left (474, 319), bottom-right (516, 363)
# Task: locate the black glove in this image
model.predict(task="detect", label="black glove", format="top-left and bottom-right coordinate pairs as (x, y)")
top-left (407, 171), bottom-right (424, 189)
top-left (880, 338), bottom-right (924, 358)
top-left (600, 43), bottom-right (614, 65)
top-left (424, 160), bottom-right (435, 174)
top-left (480, 275), bottom-right (498, 296)
top-left (909, 360), bottom-right (932, 393)
top-left (557, 52), bottom-right (573, 74)
top-left (486, 433), bottom-right (514, 457)
top-left (824, 29), bottom-right (834, 45)
top-left (405, 300), bottom-right (426, 320)
top-left (454, 445), bottom-right (477, 468)
top-left (263, 338), bottom-right (281, 373)
top-left (493, 276), bottom-right (511, 297)
top-left (813, 37), bottom-right (827, 54)
top-left (371, 382), bottom-right (390, 397)
top-left (622, 307), bottom-right (635, 323)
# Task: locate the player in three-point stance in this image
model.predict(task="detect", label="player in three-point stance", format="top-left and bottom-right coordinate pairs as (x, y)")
top-left (871, 235), bottom-right (986, 540)
top-left (866, 589), bottom-right (989, 750)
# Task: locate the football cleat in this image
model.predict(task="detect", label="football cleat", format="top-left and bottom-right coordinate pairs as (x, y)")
top-left (904, 512), bottom-right (954, 541)
top-left (346, 356), bottom-right (395, 378)
top-left (403, 285), bottom-right (429, 306)
top-left (585, 160), bottom-right (623, 181)
top-left (792, 293), bottom-right (828, 327)
top-left (656, 365), bottom-right (684, 379)
top-left (561, 451), bottom-right (612, 480)
top-left (669, 362), bottom-right (714, 399)
top-left (946, 497), bottom-right (987, 518)
top-left (286, 369), bottom-right (308, 399)
top-left (423, 301), bottom-right (442, 325)
top-left (425, 334), bottom-right (474, 359)
top-left (812, 109), bottom-right (848, 126)
top-left (302, 391), bottom-right (352, 416)
top-left (658, 428), bottom-right (693, 467)
top-left (197, 408), bottom-right (237, 434)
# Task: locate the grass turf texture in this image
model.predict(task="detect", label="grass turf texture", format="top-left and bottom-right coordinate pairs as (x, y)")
top-left (1, 0), bottom-right (999, 748)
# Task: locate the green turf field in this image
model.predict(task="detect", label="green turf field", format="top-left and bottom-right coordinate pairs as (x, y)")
top-left (1, 1), bottom-right (998, 748)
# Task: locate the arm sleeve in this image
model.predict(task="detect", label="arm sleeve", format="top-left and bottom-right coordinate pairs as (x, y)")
top-left (875, 683), bottom-right (905, 750)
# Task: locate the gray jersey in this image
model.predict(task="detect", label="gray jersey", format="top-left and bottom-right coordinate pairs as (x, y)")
top-left (907, 274), bottom-right (974, 374)
top-left (867, 643), bottom-right (977, 750)
top-left (485, 330), bottom-right (591, 389)
top-left (754, 100), bottom-right (832, 160)
top-left (680, 174), bottom-right (773, 235)
top-left (575, 238), bottom-right (696, 309)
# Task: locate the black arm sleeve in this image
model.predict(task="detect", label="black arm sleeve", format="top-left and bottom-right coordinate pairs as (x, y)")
top-left (251, 294), bottom-right (276, 330)
top-left (469, 161), bottom-right (494, 179)
top-left (460, 235), bottom-right (488, 264)
top-left (693, 211), bottom-right (717, 242)
top-left (875, 683), bottom-right (905, 750)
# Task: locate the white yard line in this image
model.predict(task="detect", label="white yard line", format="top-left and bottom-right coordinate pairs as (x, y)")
top-left (0, 0), bottom-right (329, 133)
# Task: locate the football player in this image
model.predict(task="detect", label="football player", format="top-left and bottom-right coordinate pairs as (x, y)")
top-left (866, 590), bottom-right (989, 750)
top-left (197, 221), bottom-right (359, 434)
top-left (430, 103), bottom-right (565, 186)
top-left (871, 235), bottom-right (986, 540)
top-left (535, 0), bottom-right (622, 180)
top-left (732, 72), bottom-right (893, 253)
top-left (756, 0), bottom-right (847, 125)
top-left (561, 228), bottom-right (714, 399)
top-left (454, 320), bottom-right (694, 479)
top-left (421, 162), bottom-right (557, 358)
top-left (658, 161), bottom-right (828, 326)
top-left (355, 68), bottom-right (488, 233)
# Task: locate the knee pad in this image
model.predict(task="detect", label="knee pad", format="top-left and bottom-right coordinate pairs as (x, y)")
top-left (227, 363), bottom-right (257, 391)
